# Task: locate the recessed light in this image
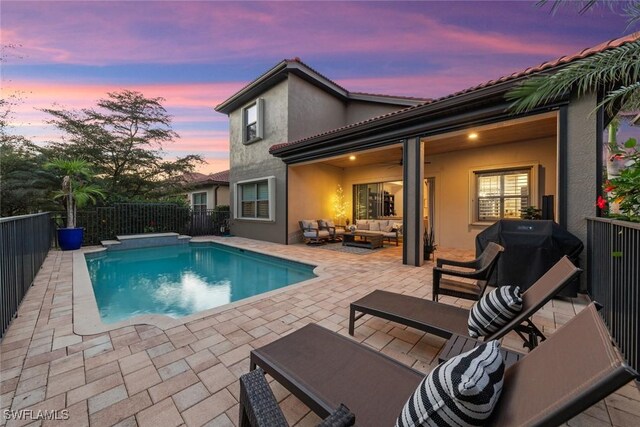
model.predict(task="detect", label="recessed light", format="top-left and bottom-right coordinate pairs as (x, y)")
top-left (349, 155), bottom-right (356, 161)
top-left (468, 132), bottom-right (478, 140)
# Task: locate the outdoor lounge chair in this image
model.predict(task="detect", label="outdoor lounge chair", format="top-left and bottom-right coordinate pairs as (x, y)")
top-left (299, 220), bottom-right (330, 245)
top-left (240, 303), bottom-right (637, 427)
top-left (432, 241), bottom-right (504, 302)
top-left (350, 255), bottom-right (581, 350)
top-left (318, 218), bottom-right (345, 242)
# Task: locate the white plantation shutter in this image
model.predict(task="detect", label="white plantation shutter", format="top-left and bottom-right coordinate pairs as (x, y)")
top-left (236, 177), bottom-right (275, 220)
top-left (476, 169), bottom-right (530, 221)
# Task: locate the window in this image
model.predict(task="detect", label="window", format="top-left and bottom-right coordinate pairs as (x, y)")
top-left (235, 177), bottom-right (275, 221)
top-left (192, 192), bottom-right (207, 213)
top-left (242, 98), bottom-right (264, 143)
top-left (475, 168), bottom-right (531, 221)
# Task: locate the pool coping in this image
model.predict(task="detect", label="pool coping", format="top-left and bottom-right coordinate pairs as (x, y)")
top-left (72, 237), bottom-right (330, 335)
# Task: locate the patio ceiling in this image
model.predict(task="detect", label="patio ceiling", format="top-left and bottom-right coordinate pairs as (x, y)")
top-left (317, 112), bottom-right (557, 168)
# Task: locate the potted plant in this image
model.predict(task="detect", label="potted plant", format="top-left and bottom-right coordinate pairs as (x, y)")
top-left (520, 206), bottom-right (542, 220)
top-left (424, 225), bottom-right (437, 260)
top-left (46, 159), bottom-right (105, 250)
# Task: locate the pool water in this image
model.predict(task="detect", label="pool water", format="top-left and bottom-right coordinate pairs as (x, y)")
top-left (85, 243), bottom-right (316, 323)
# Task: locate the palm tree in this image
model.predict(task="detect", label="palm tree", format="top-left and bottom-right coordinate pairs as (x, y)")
top-left (46, 158), bottom-right (105, 228)
top-left (506, 1), bottom-right (640, 114)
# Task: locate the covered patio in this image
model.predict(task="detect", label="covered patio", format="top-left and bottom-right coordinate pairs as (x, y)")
top-left (1, 237), bottom-right (638, 426)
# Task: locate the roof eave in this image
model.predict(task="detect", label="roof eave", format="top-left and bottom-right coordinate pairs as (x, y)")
top-left (270, 75), bottom-right (566, 158)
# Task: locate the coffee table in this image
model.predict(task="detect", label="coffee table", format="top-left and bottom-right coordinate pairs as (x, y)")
top-left (342, 231), bottom-right (384, 249)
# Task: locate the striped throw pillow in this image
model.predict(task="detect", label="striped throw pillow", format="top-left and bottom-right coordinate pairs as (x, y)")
top-left (396, 341), bottom-right (504, 427)
top-left (468, 286), bottom-right (523, 338)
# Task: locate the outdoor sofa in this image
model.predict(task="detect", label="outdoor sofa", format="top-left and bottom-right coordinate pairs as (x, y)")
top-left (350, 255), bottom-right (581, 350)
top-left (353, 219), bottom-right (402, 246)
top-left (240, 302), bottom-right (637, 426)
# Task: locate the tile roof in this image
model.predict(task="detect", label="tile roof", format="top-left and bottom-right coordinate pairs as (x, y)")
top-left (182, 170), bottom-right (229, 185)
top-left (270, 32), bottom-right (640, 153)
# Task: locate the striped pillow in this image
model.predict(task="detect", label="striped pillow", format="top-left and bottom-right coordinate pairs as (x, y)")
top-left (396, 341), bottom-right (504, 427)
top-left (468, 286), bottom-right (523, 338)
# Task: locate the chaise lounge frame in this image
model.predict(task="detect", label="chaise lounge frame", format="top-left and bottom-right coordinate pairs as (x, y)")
top-left (241, 302), bottom-right (637, 427)
top-left (349, 255), bottom-right (581, 350)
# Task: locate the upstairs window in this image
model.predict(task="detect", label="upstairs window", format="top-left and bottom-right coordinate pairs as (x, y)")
top-left (475, 168), bottom-right (530, 221)
top-left (192, 192), bottom-right (207, 213)
top-left (243, 99), bottom-right (264, 144)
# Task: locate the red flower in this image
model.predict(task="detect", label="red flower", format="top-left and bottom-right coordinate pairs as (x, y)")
top-left (596, 195), bottom-right (607, 209)
top-left (604, 181), bottom-right (616, 193)
top-left (610, 154), bottom-right (624, 161)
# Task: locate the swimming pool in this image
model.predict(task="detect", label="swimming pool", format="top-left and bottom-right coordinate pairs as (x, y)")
top-left (84, 243), bottom-right (316, 324)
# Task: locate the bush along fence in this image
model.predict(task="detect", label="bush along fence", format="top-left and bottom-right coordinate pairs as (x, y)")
top-left (587, 217), bottom-right (639, 378)
top-left (52, 203), bottom-right (231, 246)
top-left (0, 213), bottom-right (54, 339)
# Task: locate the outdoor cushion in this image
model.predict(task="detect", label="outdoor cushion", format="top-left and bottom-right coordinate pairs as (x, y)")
top-left (468, 286), bottom-right (523, 338)
top-left (369, 222), bottom-right (381, 232)
top-left (382, 232), bottom-right (397, 238)
top-left (396, 340), bottom-right (504, 427)
top-left (356, 219), bottom-right (369, 226)
top-left (383, 224), bottom-right (394, 232)
top-left (304, 230), bottom-right (329, 238)
top-left (393, 222), bottom-right (403, 233)
top-left (302, 220), bottom-right (318, 230)
top-left (357, 223), bottom-right (370, 230)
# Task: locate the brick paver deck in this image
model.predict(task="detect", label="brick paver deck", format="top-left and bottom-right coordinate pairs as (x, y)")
top-left (1, 237), bottom-right (638, 426)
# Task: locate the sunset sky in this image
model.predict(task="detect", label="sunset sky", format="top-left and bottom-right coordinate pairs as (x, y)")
top-left (2, 1), bottom-right (634, 174)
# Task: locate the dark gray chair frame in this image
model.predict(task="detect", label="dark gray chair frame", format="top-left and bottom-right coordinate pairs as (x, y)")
top-left (432, 242), bottom-right (504, 302)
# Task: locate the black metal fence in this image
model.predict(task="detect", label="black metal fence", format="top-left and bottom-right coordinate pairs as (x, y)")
top-left (52, 203), bottom-right (230, 246)
top-left (0, 213), bottom-right (54, 339)
top-left (587, 217), bottom-right (639, 376)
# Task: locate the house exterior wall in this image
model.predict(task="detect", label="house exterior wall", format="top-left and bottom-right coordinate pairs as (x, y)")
top-left (424, 136), bottom-right (558, 249)
top-left (187, 185), bottom-right (230, 209)
top-left (288, 74), bottom-right (346, 142)
top-left (229, 80), bottom-right (289, 243)
top-left (287, 163), bottom-right (343, 243)
top-left (346, 100), bottom-right (408, 125)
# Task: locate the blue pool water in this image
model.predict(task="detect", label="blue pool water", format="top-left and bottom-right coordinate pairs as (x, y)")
top-left (85, 243), bottom-right (316, 323)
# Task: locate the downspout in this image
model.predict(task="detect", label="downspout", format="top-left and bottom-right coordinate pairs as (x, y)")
top-left (213, 185), bottom-right (220, 208)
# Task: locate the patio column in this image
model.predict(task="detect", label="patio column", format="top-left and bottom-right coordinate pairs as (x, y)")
top-left (403, 137), bottom-right (425, 266)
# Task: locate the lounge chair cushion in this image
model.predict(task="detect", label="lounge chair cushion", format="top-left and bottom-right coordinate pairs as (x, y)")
top-left (369, 222), bottom-right (381, 231)
top-left (301, 220), bottom-right (318, 230)
top-left (356, 223), bottom-right (370, 230)
top-left (396, 340), bottom-right (504, 427)
top-left (468, 286), bottom-right (523, 338)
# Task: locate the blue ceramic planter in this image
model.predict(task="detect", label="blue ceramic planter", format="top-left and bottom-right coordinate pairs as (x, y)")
top-left (58, 228), bottom-right (84, 251)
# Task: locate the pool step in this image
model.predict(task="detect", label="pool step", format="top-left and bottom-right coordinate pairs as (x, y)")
top-left (101, 233), bottom-right (192, 251)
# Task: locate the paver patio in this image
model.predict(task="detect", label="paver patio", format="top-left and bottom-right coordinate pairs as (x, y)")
top-left (1, 236), bottom-right (639, 426)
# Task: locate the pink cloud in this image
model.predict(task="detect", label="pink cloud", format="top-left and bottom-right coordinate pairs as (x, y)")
top-left (2, 1), bottom-right (607, 66)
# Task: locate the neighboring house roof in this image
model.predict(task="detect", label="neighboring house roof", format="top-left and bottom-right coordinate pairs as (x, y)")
top-left (270, 32), bottom-right (640, 155)
top-left (183, 170), bottom-right (230, 188)
top-left (215, 57), bottom-right (429, 114)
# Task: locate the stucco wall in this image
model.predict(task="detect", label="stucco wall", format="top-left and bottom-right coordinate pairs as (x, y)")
top-left (188, 185), bottom-right (230, 209)
top-left (288, 74), bottom-right (346, 142)
top-left (287, 163), bottom-right (343, 243)
top-left (424, 137), bottom-right (558, 250)
top-left (229, 80), bottom-right (289, 243)
top-left (346, 100), bottom-right (407, 125)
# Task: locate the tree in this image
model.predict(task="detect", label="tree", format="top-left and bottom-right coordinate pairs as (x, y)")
top-left (45, 159), bottom-right (105, 228)
top-left (42, 90), bottom-right (203, 202)
top-left (506, 1), bottom-right (640, 114)
top-left (0, 139), bottom-right (56, 216)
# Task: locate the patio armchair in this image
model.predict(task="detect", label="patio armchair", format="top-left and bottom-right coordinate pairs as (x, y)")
top-left (299, 220), bottom-right (330, 245)
top-left (350, 256), bottom-right (581, 350)
top-left (241, 302), bottom-right (637, 427)
top-left (432, 241), bottom-right (504, 302)
top-left (318, 218), bottom-right (345, 242)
